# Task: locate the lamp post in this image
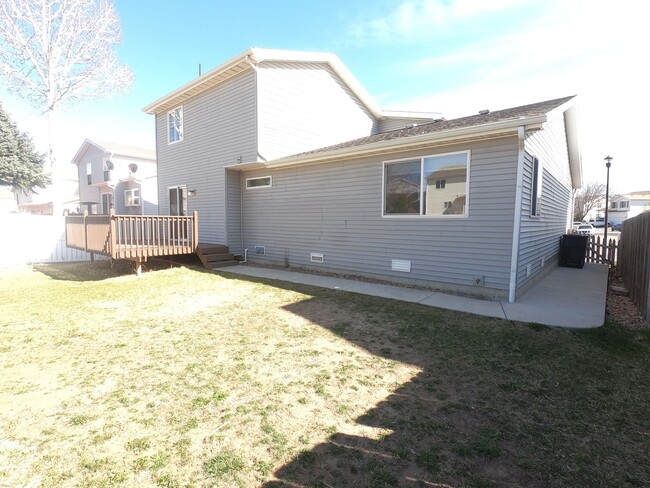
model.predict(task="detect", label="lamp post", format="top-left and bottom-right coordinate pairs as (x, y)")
top-left (603, 156), bottom-right (612, 257)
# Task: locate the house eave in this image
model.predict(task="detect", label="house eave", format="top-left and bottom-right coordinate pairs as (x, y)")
top-left (142, 47), bottom-right (385, 118)
top-left (263, 116), bottom-right (546, 169)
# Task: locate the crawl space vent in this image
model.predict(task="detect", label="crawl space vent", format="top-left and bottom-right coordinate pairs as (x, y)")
top-left (391, 259), bottom-right (411, 272)
top-left (310, 253), bottom-right (324, 263)
top-left (254, 246), bottom-right (265, 255)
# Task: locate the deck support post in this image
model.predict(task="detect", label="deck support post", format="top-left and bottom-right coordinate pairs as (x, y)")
top-left (135, 257), bottom-right (142, 277)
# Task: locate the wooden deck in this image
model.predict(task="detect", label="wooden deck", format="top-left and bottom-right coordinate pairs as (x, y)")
top-left (65, 210), bottom-right (199, 272)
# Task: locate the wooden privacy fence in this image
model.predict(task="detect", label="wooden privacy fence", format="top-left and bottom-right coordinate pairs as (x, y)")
top-left (65, 210), bottom-right (199, 262)
top-left (618, 212), bottom-right (650, 320)
top-left (586, 235), bottom-right (619, 267)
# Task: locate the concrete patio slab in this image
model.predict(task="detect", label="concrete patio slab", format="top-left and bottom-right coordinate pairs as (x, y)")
top-left (218, 262), bottom-right (609, 328)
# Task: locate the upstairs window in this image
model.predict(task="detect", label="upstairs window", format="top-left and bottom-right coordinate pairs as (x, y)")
top-left (610, 201), bottom-right (618, 209)
top-left (383, 151), bottom-right (469, 217)
top-left (103, 161), bottom-right (113, 182)
top-left (86, 162), bottom-right (92, 185)
top-left (168, 106), bottom-right (183, 144)
top-left (620, 200), bottom-right (630, 209)
top-left (531, 156), bottom-right (542, 216)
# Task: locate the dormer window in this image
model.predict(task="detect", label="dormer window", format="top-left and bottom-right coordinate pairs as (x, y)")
top-left (168, 106), bottom-right (183, 144)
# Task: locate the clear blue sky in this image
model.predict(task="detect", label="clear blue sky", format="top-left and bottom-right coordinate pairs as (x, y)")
top-left (2, 0), bottom-right (648, 192)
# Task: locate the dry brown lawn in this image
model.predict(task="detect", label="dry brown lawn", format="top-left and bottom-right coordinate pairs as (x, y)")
top-left (0, 262), bottom-right (648, 488)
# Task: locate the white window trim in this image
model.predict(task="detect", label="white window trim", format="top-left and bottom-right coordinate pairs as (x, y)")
top-left (530, 155), bottom-right (542, 217)
top-left (124, 188), bottom-right (141, 207)
top-left (246, 176), bottom-right (272, 189)
top-left (168, 106), bottom-right (184, 145)
top-left (381, 150), bottom-right (471, 219)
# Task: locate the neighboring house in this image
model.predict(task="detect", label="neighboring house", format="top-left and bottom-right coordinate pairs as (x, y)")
top-left (15, 162), bottom-right (79, 215)
top-left (143, 48), bottom-right (581, 302)
top-left (607, 191), bottom-right (650, 225)
top-left (71, 139), bottom-right (158, 215)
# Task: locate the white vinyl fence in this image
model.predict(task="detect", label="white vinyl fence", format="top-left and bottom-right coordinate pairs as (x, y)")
top-left (0, 214), bottom-right (99, 265)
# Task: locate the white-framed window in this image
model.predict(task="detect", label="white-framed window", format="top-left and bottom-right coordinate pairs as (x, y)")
top-left (169, 186), bottom-right (187, 216)
top-left (531, 156), bottom-right (542, 216)
top-left (610, 201), bottom-right (618, 209)
top-left (168, 106), bottom-right (183, 144)
top-left (246, 176), bottom-right (272, 189)
top-left (125, 188), bottom-right (141, 207)
top-left (86, 162), bottom-right (92, 185)
top-left (620, 200), bottom-right (630, 209)
top-left (383, 151), bottom-right (470, 217)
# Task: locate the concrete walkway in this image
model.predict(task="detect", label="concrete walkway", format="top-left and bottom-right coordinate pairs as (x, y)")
top-left (218, 263), bottom-right (609, 328)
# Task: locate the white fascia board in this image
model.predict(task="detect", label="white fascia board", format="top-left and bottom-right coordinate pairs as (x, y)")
top-left (265, 116), bottom-right (547, 169)
top-left (143, 47), bottom-right (384, 118)
top-left (250, 48), bottom-right (383, 119)
top-left (71, 138), bottom-right (106, 164)
top-left (142, 48), bottom-right (255, 114)
top-left (224, 161), bottom-right (267, 171)
top-left (381, 110), bottom-right (444, 120)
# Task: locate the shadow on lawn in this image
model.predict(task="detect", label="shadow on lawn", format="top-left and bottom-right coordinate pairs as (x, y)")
top-left (212, 272), bottom-right (650, 488)
top-left (31, 255), bottom-right (206, 282)
top-left (236, 278), bottom-right (527, 488)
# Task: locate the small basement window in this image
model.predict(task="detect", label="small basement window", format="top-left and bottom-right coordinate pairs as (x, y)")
top-left (246, 176), bottom-right (272, 189)
top-left (125, 188), bottom-right (141, 206)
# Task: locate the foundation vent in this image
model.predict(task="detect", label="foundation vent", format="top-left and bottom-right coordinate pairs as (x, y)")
top-left (391, 259), bottom-right (411, 272)
top-left (310, 253), bottom-right (324, 263)
top-left (255, 246), bottom-right (265, 255)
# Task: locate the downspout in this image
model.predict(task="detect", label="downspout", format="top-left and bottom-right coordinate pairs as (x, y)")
top-left (508, 126), bottom-right (526, 303)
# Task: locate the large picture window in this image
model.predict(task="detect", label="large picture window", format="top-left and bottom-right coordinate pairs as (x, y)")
top-left (383, 151), bottom-right (469, 217)
top-left (168, 106), bottom-right (183, 144)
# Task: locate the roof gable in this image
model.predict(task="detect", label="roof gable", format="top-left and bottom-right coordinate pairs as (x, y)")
top-left (142, 48), bottom-right (388, 118)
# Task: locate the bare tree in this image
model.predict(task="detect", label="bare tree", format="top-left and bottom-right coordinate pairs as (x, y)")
top-left (0, 0), bottom-right (133, 213)
top-left (0, 0), bottom-right (133, 113)
top-left (574, 182), bottom-right (607, 222)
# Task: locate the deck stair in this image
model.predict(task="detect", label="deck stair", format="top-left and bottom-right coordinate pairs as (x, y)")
top-left (196, 243), bottom-right (239, 269)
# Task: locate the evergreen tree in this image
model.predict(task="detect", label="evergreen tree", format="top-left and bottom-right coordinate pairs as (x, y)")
top-left (0, 102), bottom-right (50, 192)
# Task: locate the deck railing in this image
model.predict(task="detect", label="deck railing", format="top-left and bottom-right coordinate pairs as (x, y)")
top-left (65, 210), bottom-right (198, 260)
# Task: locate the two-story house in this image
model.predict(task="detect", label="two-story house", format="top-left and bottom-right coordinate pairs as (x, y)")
top-left (608, 191), bottom-right (650, 225)
top-left (71, 139), bottom-right (158, 215)
top-left (143, 48), bottom-right (581, 302)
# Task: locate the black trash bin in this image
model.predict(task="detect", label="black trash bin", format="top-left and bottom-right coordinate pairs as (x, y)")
top-left (559, 234), bottom-right (589, 268)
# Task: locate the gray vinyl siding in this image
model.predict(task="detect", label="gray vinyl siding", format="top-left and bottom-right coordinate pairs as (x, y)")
top-left (256, 62), bottom-right (378, 161)
top-left (240, 137), bottom-right (518, 297)
top-left (141, 177), bottom-right (158, 215)
top-left (155, 69), bottom-right (257, 243)
top-left (517, 117), bottom-right (572, 292)
top-left (225, 169), bottom-right (242, 254)
top-left (379, 117), bottom-right (435, 133)
top-left (76, 145), bottom-right (104, 206)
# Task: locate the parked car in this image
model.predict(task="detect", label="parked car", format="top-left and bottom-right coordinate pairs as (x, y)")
top-left (611, 223), bottom-right (622, 231)
top-left (589, 219), bottom-right (605, 228)
top-left (576, 223), bottom-right (595, 236)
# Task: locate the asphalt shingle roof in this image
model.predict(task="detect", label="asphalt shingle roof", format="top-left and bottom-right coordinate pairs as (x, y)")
top-left (291, 95), bottom-right (575, 159)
